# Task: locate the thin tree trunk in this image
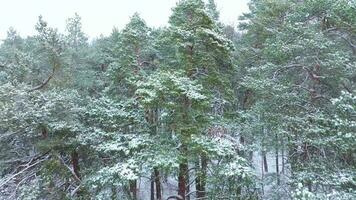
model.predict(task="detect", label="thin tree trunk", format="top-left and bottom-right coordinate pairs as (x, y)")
top-left (42, 127), bottom-right (48, 139)
top-left (196, 154), bottom-right (207, 199)
top-left (276, 148), bottom-right (280, 185)
top-left (261, 156), bottom-right (264, 195)
top-left (195, 159), bottom-right (201, 199)
top-left (201, 155), bottom-right (207, 194)
top-left (154, 168), bottom-right (162, 200)
top-left (263, 151), bottom-right (268, 173)
top-left (282, 142), bottom-right (285, 174)
top-left (151, 172), bottom-right (155, 200)
top-left (185, 163), bottom-right (190, 200)
top-left (178, 142), bottom-right (188, 200)
top-left (178, 162), bottom-right (187, 200)
top-left (71, 150), bottom-right (80, 179)
top-left (146, 107), bottom-right (161, 200)
top-left (276, 134), bottom-right (280, 185)
top-left (130, 180), bottom-right (137, 200)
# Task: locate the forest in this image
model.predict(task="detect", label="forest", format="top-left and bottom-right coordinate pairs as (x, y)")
top-left (0, 0), bottom-right (355, 199)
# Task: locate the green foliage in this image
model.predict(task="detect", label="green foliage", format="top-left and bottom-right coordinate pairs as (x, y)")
top-left (1, 0), bottom-right (354, 199)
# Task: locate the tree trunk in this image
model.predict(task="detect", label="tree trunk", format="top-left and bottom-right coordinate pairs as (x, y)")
top-left (186, 165), bottom-right (190, 200)
top-left (42, 127), bottom-right (48, 139)
top-left (261, 156), bottom-right (264, 195)
top-left (151, 172), bottom-right (155, 200)
top-left (262, 151), bottom-right (268, 173)
top-left (276, 148), bottom-right (280, 185)
top-left (195, 160), bottom-right (201, 199)
top-left (178, 162), bottom-right (187, 200)
top-left (130, 180), bottom-right (137, 200)
top-left (196, 154), bottom-right (207, 199)
top-left (178, 143), bottom-right (188, 200)
top-left (282, 142), bottom-right (285, 174)
top-left (178, 95), bottom-right (191, 200)
top-left (276, 134), bottom-right (280, 185)
top-left (71, 150), bottom-right (80, 179)
top-left (154, 168), bottom-right (162, 200)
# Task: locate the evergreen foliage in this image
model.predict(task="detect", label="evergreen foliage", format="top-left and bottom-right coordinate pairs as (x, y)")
top-left (0, 0), bottom-right (354, 199)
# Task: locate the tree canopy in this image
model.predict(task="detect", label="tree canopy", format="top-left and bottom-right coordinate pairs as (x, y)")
top-left (0, 0), bottom-right (355, 199)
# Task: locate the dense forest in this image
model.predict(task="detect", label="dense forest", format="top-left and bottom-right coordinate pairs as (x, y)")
top-left (0, 0), bottom-right (355, 199)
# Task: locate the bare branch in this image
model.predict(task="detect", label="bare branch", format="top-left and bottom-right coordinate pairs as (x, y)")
top-left (0, 155), bottom-right (49, 188)
top-left (324, 28), bottom-right (356, 53)
top-left (167, 195), bottom-right (184, 200)
top-left (9, 172), bottom-right (36, 199)
top-left (70, 184), bottom-right (82, 197)
top-left (28, 67), bottom-right (55, 92)
top-left (56, 155), bottom-right (81, 182)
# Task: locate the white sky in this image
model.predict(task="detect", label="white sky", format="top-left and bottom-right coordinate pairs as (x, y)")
top-left (0, 0), bottom-right (250, 40)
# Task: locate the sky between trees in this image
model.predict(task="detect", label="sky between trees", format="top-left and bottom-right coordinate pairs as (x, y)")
top-left (0, 0), bottom-right (249, 40)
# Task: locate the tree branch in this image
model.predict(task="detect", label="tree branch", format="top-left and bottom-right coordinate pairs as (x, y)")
top-left (0, 155), bottom-right (49, 188)
top-left (29, 65), bottom-right (56, 92)
top-left (56, 155), bottom-right (81, 182)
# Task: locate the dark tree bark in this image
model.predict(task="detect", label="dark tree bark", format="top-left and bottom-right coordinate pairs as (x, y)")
top-left (178, 162), bottom-right (187, 200)
top-left (178, 143), bottom-right (188, 200)
top-left (276, 134), bottom-right (280, 185)
top-left (29, 63), bottom-right (57, 92)
top-left (276, 148), bottom-right (280, 185)
top-left (71, 150), bottom-right (80, 179)
top-left (41, 127), bottom-right (48, 139)
top-left (195, 160), bottom-right (201, 198)
top-left (154, 168), bottom-right (162, 200)
top-left (263, 151), bottom-right (268, 173)
top-left (151, 172), bottom-right (155, 200)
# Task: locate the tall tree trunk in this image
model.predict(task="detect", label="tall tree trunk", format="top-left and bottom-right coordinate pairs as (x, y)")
top-left (151, 172), bottom-right (155, 200)
top-left (178, 163), bottom-right (187, 200)
top-left (276, 134), bottom-right (280, 185)
top-left (129, 180), bottom-right (137, 200)
top-left (261, 156), bottom-right (264, 195)
top-left (282, 142), bottom-right (285, 174)
top-left (276, 148), bottom-right (280, 185)
top-left (200, 154), bottom-right (207, 197)
top-left (178, 95), bottom-right (191, 200)
top-left (178, 143), bottom-right (188, 200)
top-left (71, 150), bottom-right (80, 179)
top-left (195, 159), bottom-right (201, 199)
top-left (196, 154), bottom-right (207, 199)
top-left (154, 168), bottom-right (162, 200)
top-left (262, 151), bottom-right (268, 173)
top-left (146, 108), bottom-right (161, 200)
top-left (186, 166), bottom-right (190, 200)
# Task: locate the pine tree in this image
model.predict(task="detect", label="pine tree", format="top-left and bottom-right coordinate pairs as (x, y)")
top-left (237, 0), bottom-right (355, 198)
